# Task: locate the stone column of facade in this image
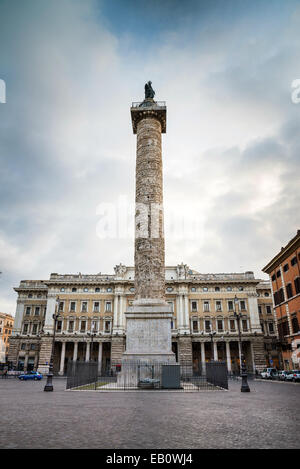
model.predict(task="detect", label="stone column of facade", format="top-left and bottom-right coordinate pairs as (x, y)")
top-left (226, 341), bottom-right (232, 372)
top-left (113, 294), bottom-right (119, 332)
top-left (24, 352), bottom-right (29, 372)
top-left (175, 296), bottom-right (180, 330)
top-left (98, 342), bottom-right (103, 373)
top-left (85, 341), bottom-right (90, 362)
top-left (73, 341), bottom-right (78, 361)
top-left (178, 295), bottom-right (184, 331)
top-left (34, 353), bottom-right (39, 370)
top-left (213, 342), bottom-right (218, 361)
top-left (184, 295), bottom-right (189, 331)
top-left (118, 293), bottom-right (124, 333)
top-left (59, 341), bottom-right (66, 375)
top-left (121, 96), bottom-right (175, 366)
top-left (201, 341), bottom-right (206, 374)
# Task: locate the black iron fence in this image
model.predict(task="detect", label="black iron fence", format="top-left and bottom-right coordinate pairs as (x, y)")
top-left (66, 360), bottom-right (228, 391)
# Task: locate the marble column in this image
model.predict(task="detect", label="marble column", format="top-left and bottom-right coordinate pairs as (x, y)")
top-left (226, 341), bottom-right (232, 372)
top-left (85, 342), bottom-right (90, 362)
top-left (24, 353), bottom-right (29, 372)
top-left (113, 295), bottom-right (119, 330)
top-left (73, 341), bottom-right (78, 361)
top-left (213, 342), bottom-right (218, 361)
top-left (98, 342), bottom-right (103, 373)
top-left (201, 342), bottom-right (206, 374)
top-left (184, 295), bottom-right (189, 329)
top-left (59, 342), bottom-right (66, 375)
top-left (179, 295), bottom-right (184, 330)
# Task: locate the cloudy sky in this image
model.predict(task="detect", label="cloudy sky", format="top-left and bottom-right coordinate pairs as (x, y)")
top-left (0, 0), bottom-right (300, 315)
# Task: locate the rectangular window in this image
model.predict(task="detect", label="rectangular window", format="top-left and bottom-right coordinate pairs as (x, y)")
top-left (258, 305), bottom-right (262, 314)
top-left (192, 320), bottom-right (198, 332)
top-left (21, 343), bottom-right (26, 350)
top-left (268, 322), bottom-right (274, 334)
top-left (294, 277), bottom-right (300, 294)
top-left (59, 302), bottom-right (64, 312)
top-left (81, 302), bottom-right (87, 312)
top-left (286, 283), bottom-right (293, 299)
top-left (93, 302), bottom-right (100, 312)
top-left (276, 270), bottom-right (281, 278)
top-left (283, 263), bottom-right (289, 272)
top-left (291, 256), bottom-right (297, 266)
top-left (230, 320), bottom-right (235, 331)
top-left (205, 320), bottom-right (211, 331)
top-left (242, 320), bottom-right (248, 332)
top-left (217, 320), bottom-right (223, 331)
top-left (68, 321), bottom-right (74, 332)
top-left (80, 321), bottom-right (86, 332)
top-left (216, 301), bottom-right (222, 311)
top-left (91, 321), bottom-right (98, 332)
top-left (23, 324), bottom-right (29, 334)
top-left (25, 307), bottom-right (31, 315)
top-left (191, 301), bottom-right (197, 312)
top-left (57, 321), bottom-right (62, 332)
top-left (228, 301), bottom-right (233, 311)
top-left (105, 302), bottom-right (112, 312)
top-left (105, 321), bottom-right (111, 332)
top-left (34, 306), bottom-right (40, 316)
top-left (203, 301), bottom-right (210, 312)
top-left (271, 274), bottom-right (276, 282)
top-left (260, 322), bottom-right (265, 333)
top-left (266, 305), bottom-right (272, 314)
top-left (292, 317), bottom-right (299, 334)
top-left (240, 300), bottom-right (246, 310)
top-left (70, 302), bottom-right (76, 311)
top-left (32, 324), bottom-right (38, 335)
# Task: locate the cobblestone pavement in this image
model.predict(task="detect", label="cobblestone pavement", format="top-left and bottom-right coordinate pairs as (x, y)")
top-left (0, 377), bottom-right (299, 449)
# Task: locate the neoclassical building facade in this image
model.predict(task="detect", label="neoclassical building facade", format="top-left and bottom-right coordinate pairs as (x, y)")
top-left (8, 264), bottom-right (277, 374)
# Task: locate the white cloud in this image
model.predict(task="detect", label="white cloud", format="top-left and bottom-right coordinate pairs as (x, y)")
top-left (0, 0), bottom-right (299, 313)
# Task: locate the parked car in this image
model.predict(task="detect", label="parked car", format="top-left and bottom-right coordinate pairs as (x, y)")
top-left (18, 371), bottom-right (43, 381)
top-left (260, 368), bottom-right (278, 379)
top-left (278, 370), bottom-right (291, 381)
top-left (285, 370), bottom-right (300, 382)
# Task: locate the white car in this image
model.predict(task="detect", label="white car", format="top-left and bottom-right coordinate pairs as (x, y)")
top-left (260, 368), bottom-right (278, 379)
top-left (285, 370), bottom-right (300, 382)
top-left (278, 370), bottom-right (291, 381)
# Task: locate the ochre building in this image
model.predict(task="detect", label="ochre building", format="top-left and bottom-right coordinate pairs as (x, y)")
top-left (263, 230), bottom-right (300, 369)
top-left (0, 313), bottom-right (14, 363)
top-left (8, 265), bottom-right (278, 374)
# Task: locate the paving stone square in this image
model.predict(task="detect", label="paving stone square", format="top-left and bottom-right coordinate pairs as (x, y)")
top-left (0, 377), bottom-right (299, 449)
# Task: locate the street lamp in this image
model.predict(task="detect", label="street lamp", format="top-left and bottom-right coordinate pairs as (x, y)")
top-left (44, 297), bottom-right (61, 392)
top-left (234, 295), bottom-right (250, 392)
top-left (209, 325), bottom-right (216, 361)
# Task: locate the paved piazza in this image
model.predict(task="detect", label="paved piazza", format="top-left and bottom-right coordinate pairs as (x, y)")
top-left (0, 378), bottom-right (299, 449)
